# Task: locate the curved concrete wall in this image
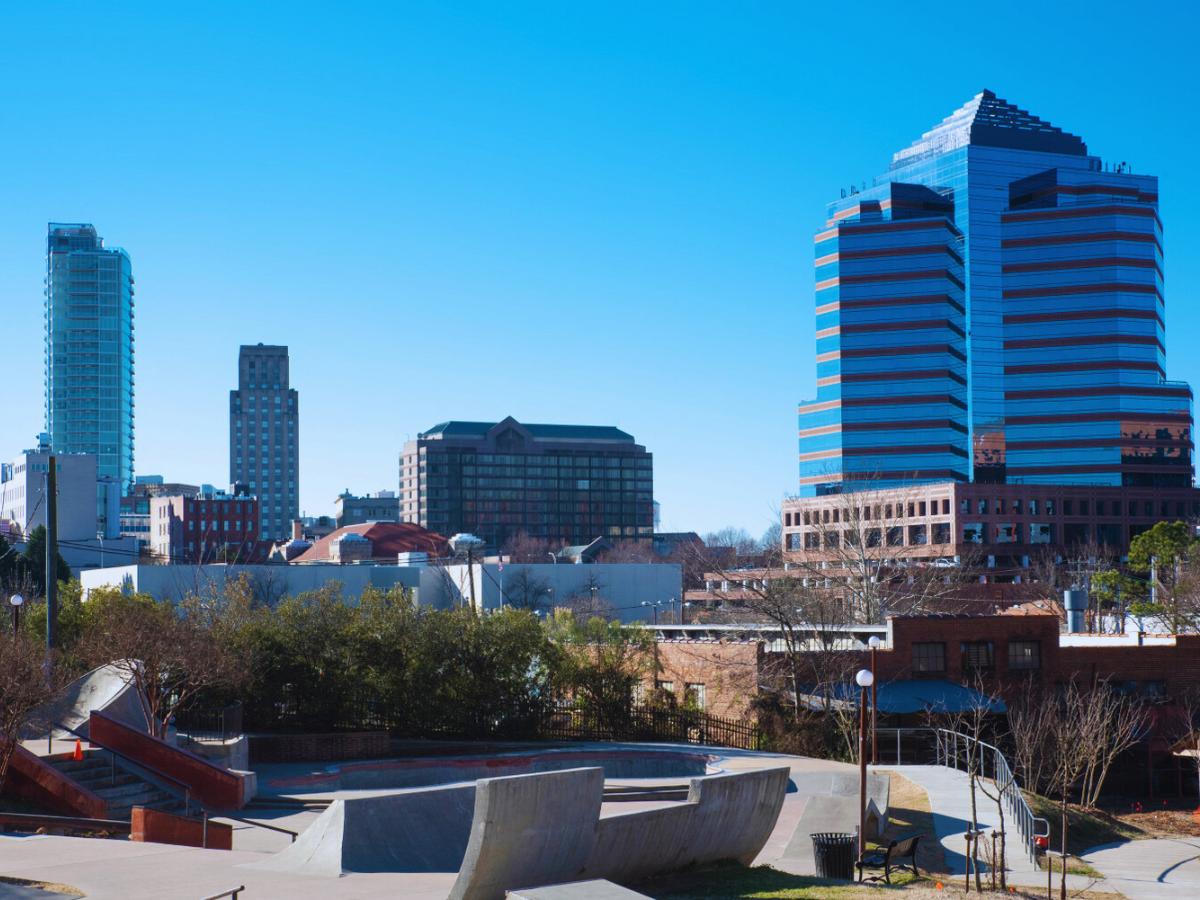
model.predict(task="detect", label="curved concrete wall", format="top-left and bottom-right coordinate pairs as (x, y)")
top-left (23, 662), bottom-right (147, 740)
top-left (257, 764), bottom-right (790, 899)
top-left (449, 767), bottom-right (605, 900)
top-left (247, 781), bottom-right (478, 877)
top-left (581, 767), bottom-right (790, 885)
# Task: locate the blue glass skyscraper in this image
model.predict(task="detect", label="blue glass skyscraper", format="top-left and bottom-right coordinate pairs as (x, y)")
top-left (799, 91), bottom-right (1192, 496)
top-left (45, 223), bottom-right (135, 495)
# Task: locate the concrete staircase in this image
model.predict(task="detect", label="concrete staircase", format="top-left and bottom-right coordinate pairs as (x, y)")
top-left (46, 749), bottom-right (189, 820)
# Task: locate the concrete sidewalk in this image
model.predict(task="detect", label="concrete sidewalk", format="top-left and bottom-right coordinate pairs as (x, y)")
top-left (888, 765), bottom-right (1101, 892)
top-left (1084, 837), bottom-right (1200, 899)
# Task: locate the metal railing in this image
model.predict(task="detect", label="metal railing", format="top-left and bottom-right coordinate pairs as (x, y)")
top-left (213, 811), bottom-right (297, 843)
top-left (55, 720), bottom-right (193, 816)
top-left (53, 721), bottom-right (297, 846)
top-left (539, 703), bottom-right (764, 751)
top-left (200, 887), bottom-right (244, 900)
top-left (875, 727), bottom-right (1049, 864)
top-left (175, 702), bottom-right (244, 742)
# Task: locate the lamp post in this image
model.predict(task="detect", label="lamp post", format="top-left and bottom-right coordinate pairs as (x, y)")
top-left (855, 667), bottom-right (875, 860)
top-left (868, 635), bottom-right (882, 765)
top-left (8, 594), bottom-right (23, 637)
top-left (642, 600), bottom-right (662, 682)
top-left (683, 601), bottom-right (693, 625)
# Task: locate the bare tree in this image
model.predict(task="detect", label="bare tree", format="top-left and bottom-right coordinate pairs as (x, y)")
top-left (551, 573), bottom-right (612, 620)
top-left (1008, 680), bottom-right (1056, 798)
top-left (501, 566), bottom-right (553, 610)
top-left (0, 633), bottom-right (65, 794)
top-left (1037, 679), bottom-right (1148, 900)
top-left (78, 595), bottom-right (242, 738)
top-left (701, 526), bottom-right (760, 557)
top-left (940, 675), bottom-right (1006, 891)
top-left (502, 531), bottom-right (559, 564)
top-left (784, 489), bottom-right (984, 623)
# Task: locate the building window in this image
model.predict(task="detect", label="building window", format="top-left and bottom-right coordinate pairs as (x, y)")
top-left (684, 683), bottom-right (706, 710)
top-left (962, 641), bottom-right (994, 675)
top-left (1008, 640), bottom-right (1040, 671)
top-left (913, 642), bottom-right (945, 674)
top-left (656, 680), bottom-right (675, 694)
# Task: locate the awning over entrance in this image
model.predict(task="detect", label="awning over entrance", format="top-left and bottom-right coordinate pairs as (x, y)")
top-left (796, 679), bottom-right (1006, 715)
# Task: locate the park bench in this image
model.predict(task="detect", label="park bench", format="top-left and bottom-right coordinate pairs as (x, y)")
top-left (856, 833), bottom-right (923, 884)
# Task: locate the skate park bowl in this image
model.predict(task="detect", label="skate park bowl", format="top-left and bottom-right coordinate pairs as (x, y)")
top-left (247, 764), bottom-right (790, 899)
top-left (259, 745), bottom-right (713, 795)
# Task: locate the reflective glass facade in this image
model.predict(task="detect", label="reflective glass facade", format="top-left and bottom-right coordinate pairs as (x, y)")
top-left (799, 91), bottom-right (1193, 495)
top-left (799, 184), bottom-right (968, 493)
top-left (400, 417), bottom-right (653, 548)
top-left (45, 223), bottom-right (135, 494)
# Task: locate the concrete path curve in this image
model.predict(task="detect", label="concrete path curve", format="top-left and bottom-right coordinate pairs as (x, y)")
top-left (888, 765), bottom-right (1100, 892)
top-left (1083, 837), bottom-right (1200, 899)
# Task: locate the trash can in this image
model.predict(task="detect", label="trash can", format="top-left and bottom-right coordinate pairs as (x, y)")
top-left (810, 831), bottom-right (856, 881)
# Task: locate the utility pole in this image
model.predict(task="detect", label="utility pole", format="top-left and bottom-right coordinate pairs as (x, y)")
top-left (45, 456), bottom-right (58, 653)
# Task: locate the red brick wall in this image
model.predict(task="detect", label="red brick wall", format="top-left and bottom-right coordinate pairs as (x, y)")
top-left (878, 614), bottom-right (1062, 684)
top-left (3, 744), bottom-right (108, 819)
top-left (89, 712), bottom-right (246, 810)
top-left (131, 806), bottom-right (232, 849)
top-left (654, 641), bottom-right (762, 720)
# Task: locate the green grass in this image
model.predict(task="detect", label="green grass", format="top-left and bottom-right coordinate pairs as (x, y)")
top-left (640, 863), bottom-right (923, 899)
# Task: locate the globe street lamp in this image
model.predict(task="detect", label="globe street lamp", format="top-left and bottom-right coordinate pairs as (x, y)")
top-left (855, 667), bottom-right (875, 860)
top-left (9, 594), bottom-right (23, 637)
top-left (868, 635), bottom-right (882, 764)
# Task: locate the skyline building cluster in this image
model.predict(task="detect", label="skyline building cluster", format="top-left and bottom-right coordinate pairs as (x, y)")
top-left (799, 90), bottom-right (1191, 495)
top-left (14, 90), bottom-right (1200, 565)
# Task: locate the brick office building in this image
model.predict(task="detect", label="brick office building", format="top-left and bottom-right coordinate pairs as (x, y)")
top-left (150, 486), bottom-right (262, 564)
top-left (781, 481), bottom-right (1200, 570)
top-left (652, 614), bottom-right (1200, 725)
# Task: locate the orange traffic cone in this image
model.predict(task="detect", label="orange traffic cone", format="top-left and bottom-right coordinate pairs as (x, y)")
top-left (72, 738), bottom-right (83, 761)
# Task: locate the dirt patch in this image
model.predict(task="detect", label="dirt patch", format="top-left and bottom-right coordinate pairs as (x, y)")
top-left (1112, 801), bottom-right (1200, 838)
top-left (879, 771), bottom-right (948, 874)
top-left (0, 875), bottom-right (84, 897)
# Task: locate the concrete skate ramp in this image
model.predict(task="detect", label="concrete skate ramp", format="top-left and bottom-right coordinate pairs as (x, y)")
top-left (23, 662), bottom-right (146, 740)
top-left (450, 767), bottom-right (605, 900)
top-left (581, 766), bottom-right (790, 886)
top-left (263, 746), bottom-right (709, 794)
top-left (246, 781), bottom-right (477, 877)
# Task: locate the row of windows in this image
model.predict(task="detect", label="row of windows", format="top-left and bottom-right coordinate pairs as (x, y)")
top-left (912, 640), bottom-right (1040, 674)
top-left (787, 498), bottom-right (953, 527)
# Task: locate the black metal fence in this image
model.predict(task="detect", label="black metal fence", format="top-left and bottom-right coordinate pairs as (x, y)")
top-left (174, 701), bottom-right (244, 742)
top-left (240, 691), bottom-right (763, 753)
top-left (540, 704), bottom-right (764, 751)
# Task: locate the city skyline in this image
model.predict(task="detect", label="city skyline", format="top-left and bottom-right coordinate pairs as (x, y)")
top-left (800, 90), bottom-right (1190, 495)
top-left (2, 4), bottom-right (1198, 535)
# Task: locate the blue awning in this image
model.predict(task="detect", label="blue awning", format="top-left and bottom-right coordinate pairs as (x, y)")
top-left (877, 679), bottom-right (1006, 715)
top-left (796, 679), bottom-right (1006, 715)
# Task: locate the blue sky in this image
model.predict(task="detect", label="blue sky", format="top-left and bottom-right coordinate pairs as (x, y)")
top-left (1, 2), bottom-right (1197, 537)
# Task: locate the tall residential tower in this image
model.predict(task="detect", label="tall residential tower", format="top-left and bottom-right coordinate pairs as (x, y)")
top-left (798, 90), bottom-right (1191, 496)
top-left (45, 223), bottom-right (135, 494)
top-left (229, 344), bottom-right (299, 540)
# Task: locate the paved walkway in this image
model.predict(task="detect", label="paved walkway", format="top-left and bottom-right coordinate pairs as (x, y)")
top-left (888, 765), bottom-right (1103, 892)
top-left (1083, 837), bottom-right (1200, 899)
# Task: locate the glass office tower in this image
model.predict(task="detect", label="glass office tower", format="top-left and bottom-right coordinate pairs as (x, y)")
top-left (799, 90), bottom-right (1192, 496)
top-left (45, 223), bottom-right (135, 495)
